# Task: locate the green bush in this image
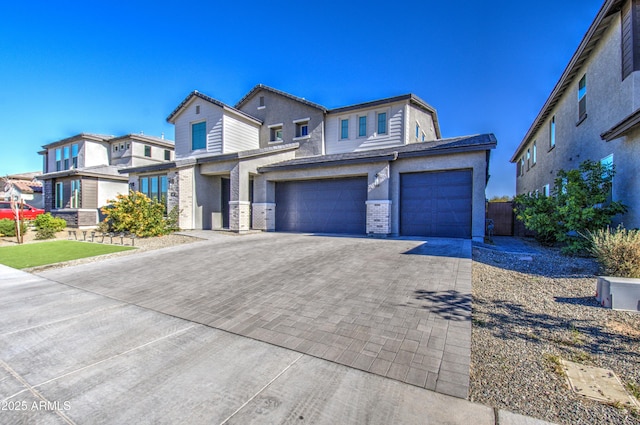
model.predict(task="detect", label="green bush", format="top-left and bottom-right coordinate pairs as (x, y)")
top-left (101, 191), bottom-right (177, 237)
top-left (34, 213), bottom-right (67, 240)
top-left (586, 226), bottom-right (640, 278)
top-left (515, 160), bottom-right (627, 254)
top-left (0, 218), bottom-right (27, 237)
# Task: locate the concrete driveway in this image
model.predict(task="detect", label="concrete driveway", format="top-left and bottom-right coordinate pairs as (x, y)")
top-left (38, 232), bottom-right (472, 399)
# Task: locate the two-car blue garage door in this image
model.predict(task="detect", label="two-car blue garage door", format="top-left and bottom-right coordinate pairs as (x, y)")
top-left (274, 170), bottom-right (472, 238)
top-left (275, 177), bottom-right (367, 234)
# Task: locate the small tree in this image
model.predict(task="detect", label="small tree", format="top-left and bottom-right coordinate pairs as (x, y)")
top-left (515, 159), bottom-right (627, 254)
top-left (101, 191), bottom-right (177, 237)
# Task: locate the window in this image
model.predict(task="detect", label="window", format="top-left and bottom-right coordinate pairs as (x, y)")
top-left (377, 112), bottom-right (387, 134)
top-left (295, 121), bottom-right (309, 138)
top-left (601, 154), bottom-right (614, 205)
top-left (259, 96), bottom-right (265, 107)
top-left (70, 179), bottom-right (81, 208)
top-left (578, 74), bottom-right (587, 121)
top-left (63, 146), bottom-right (70, 170)
top-left (126, 142), bottom-right (130, 149)
top-left (55, 182), bottom-right (64, 209)
top-left (269, 125), bottom-right (283, 142)
top-left (164, 150), bottom-right (171, 161)
top-left (532, 141), bottom-right (537, 165)
top-left (526, 148), bottom-right (531, 170)
top-left (120, 143), bottom-right (125, 151)
top-left (195, 105), bottom-right (200, 114)
top-left (550, 115), bottom-right (556, 148)
top-left (358, 116), bottom-right (367, 137)
top-left (415, 123), bottom-right (420, 139)
top-left (71, 144), bottom-right (78, 168)
top-left (144, 145), bottom-right (152, 157)
top-left (421, 132), bottom-right (426, 142)
top-left (55, 148), bottom-right (62, 171)
top-left (192, 122), bottom-right (206, 150)
top-left (114, 145), bottom-right (118, 152)
top-left (520, 157), bottom-right (525, 176)
top-left (139, 175), bottom-right (168, 206)
top-left (340, 119), bottom-right (349, 139)
top-left (543, 184), bottom-right (550, 197)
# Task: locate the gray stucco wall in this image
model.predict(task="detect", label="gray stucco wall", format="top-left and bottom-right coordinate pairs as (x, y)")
top-left (516, 11), bottom-right (640, 228)
top-left (237, 90), bottom-right (325, 157)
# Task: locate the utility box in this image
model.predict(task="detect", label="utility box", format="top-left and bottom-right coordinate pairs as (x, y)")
top-left (596, 277), bottom-right (640, 312)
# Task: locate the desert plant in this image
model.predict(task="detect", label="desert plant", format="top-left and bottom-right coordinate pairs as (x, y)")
top-left (586, 226), bottom-right (640, 278)
top-left (101, 191), bottom-right (175, 237)
top-left (515, 160), bottom-right (627, 254)
top-left (33, 213), bottom-right (67, 240)
top-left (0, 218), bottom-right (27, 237)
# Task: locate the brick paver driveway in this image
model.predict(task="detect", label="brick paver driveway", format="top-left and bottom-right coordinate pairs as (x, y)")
top-left (39, 232), bottom-right (472, 398)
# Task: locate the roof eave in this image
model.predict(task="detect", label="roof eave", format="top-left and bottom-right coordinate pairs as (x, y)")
top-left (510, 0), bottom-right (623, 162)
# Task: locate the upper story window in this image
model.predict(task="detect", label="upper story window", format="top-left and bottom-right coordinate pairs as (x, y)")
top-left (543, 184), bottom-right (550, 197)
top-left (421, 131), bottom-right (426, 142)
top-left (340, 119), bottom-right (349, 139)
top-left (259, 96), bottom-right (265, 108)
top-left (164, 150), bottom-right (171, 161)
top-left (532, 141), bottom-right (537, 165)
top-left (550, 115), bottom-right (556, 149)
top-left (269, 124), bottom-right (283, 143)
top-left (192, 122), bottom-right (206, 150)
top-left (195, 105), bottom-right (200, 114)
top-left (358, 116), bottom-right (367, 137)
top-left (113, 145), bottom-right (118, 152)
top-left (415, 123), bottom-right (420, 139)
top-left (377, 112), bottom-right (387, 135)
top-left (526, 148), bottom-right (531, 170)
top-left (578, 74), bottom-right (587, 122)
top-left (55, 148), bottom-right (62, 171)
top-left (63, 146), bottom-right (70, 170)
top-left (519, 157), bottom-right (525, 176)
top-left (144, 145), bottom-right (152, 157)
top-left (294, 118), bottom-right (309, 138)
top-left (71, 144), bottom-right (78, 168)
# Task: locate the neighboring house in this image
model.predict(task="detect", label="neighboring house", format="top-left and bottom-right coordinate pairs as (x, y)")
top-left (511, 0), bottom-right (640, 228)
top-left (124, 85), bottom-right (496, 241)
top-left (38, 133), bottom-right (174, 227)
top-left (0, 172), bottom-right (44, 208)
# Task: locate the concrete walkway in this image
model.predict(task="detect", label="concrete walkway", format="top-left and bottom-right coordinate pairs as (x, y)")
top-left (0, 263), bottom-right (554, 424)
top-left (39, 233), bottom-right (472, 398)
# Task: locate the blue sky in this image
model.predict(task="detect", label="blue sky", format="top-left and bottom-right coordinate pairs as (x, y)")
top-left (0, 0), bottom-right (603, 197)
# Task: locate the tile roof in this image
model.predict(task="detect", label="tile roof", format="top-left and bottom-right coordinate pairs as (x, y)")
top-left (166, 91), bottom-right (262, 124)
top-left (258, 134), bottom-right (497, 172)
top-left (235, 84), bottom-right (328, 112)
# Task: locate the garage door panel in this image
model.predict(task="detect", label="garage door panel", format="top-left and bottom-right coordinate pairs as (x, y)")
top-left (275, 178), bottom-right (367, 234)
top-left (400, 170), bottom-right (472, 238)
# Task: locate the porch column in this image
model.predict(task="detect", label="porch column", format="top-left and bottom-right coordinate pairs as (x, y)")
top-left (229, 163), bottom-right (251, 232)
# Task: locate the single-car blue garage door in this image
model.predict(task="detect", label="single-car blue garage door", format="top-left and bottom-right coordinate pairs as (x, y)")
top-left (275, 177), bottom-right (367, 234)
top-left (400, 170), bottom-right (472, 238)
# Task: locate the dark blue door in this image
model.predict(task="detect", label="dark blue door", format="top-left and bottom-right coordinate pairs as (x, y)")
top-left (400, 170), bottom-right (472, 238)
top-left (275, 177), bottom-right (367, 234)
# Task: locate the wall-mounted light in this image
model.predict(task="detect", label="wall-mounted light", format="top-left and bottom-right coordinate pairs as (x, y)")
top-left (374, 173), bottom-right (380, 187)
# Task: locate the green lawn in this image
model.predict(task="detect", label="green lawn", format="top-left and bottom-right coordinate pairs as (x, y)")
top-left (0, 240), bottom-right (135, 269)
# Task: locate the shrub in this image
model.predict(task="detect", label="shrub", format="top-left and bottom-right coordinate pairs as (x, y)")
top-left (101, 191), bottom-right (176, 237)
top-left (0, 218), bottom-right (27, 237)
top-left (514, 160), bottom-right (627, 254)
top-left (34, 213), bottom-right (67, 240)
top-left (586, 226), bottom-right (640, 278)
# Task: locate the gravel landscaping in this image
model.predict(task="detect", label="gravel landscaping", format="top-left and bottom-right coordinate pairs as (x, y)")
top-left (471, 242), bottom-right (640, 425)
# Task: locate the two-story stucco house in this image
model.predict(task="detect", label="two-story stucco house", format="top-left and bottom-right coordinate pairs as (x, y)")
top-left (38, 133), bottom-right (174, 226)
top-left (511, 0), bottom-right (640, 228)
top-left (124, 85), bottom-right (496, 240)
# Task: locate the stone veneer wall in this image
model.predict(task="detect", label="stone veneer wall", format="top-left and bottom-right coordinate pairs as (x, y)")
top-left (229, 201), bottom-right (251, 232)
top-left (252, 203), bottom-right (275, 231)
top-left (366, 200), bottom-right (391, 235)
top-left (177, 166), bottom-right (194, 229)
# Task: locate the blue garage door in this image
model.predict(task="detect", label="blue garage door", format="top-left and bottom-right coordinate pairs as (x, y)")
top-left (400, 170), bottom-right (472, 238)
top-left (275, 177), bottom-right (367, 234)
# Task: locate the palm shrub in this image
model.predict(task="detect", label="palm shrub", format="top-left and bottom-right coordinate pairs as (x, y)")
top-left (101, 191), bottom-right (177, 237)
top-left (586, 226), bottom-right (640, 278)
top-left (34, 213), bottom-right (67, 239)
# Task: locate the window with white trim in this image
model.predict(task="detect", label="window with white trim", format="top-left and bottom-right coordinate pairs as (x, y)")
top-left (377, 112), bottom-right (387, 134)
top-left (340, 119), bottom-right (349, 139)
top-left (269, 124), bottom-right (283, 142)
top-left (358, 116), bottom-right (367, 137)
top-left (532, 141), bottom-right (537, 165)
